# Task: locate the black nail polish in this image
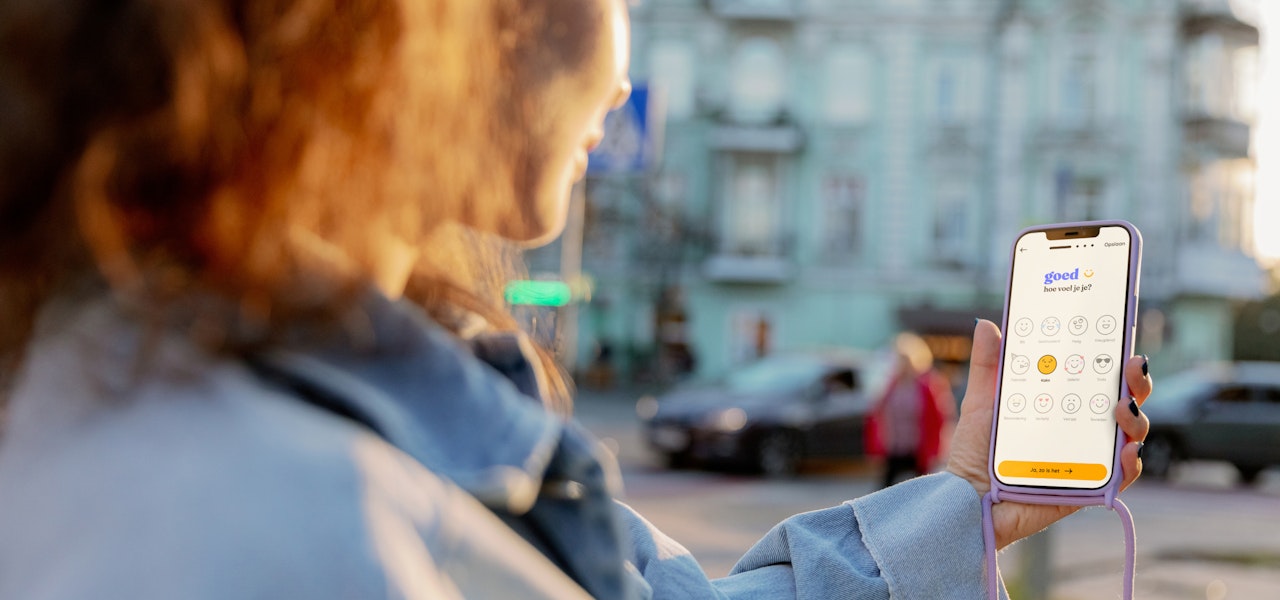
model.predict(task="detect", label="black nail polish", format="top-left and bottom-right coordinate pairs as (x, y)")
top-left (1141, 356), bottom-right (1149, 377)
top-left (1137, 442), bottom-right (1145, 460)
top-left (974, 318), bottom-right (980, 326)
top-left (1128, 398), bottom-right (1141, 417)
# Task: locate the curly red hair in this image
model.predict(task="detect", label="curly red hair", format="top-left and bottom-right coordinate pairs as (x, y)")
top-left (0, 0), bottom-right (596, 411)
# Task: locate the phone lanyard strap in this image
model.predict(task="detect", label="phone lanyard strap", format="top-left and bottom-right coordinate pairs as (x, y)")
top-left (981, 489), bottom-right (1135, 600)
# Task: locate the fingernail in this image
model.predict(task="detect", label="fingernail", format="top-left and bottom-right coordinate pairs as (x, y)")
top-left (1137, 442), bottom-right (1145, 460)
top-left (974, 318), bottom-right (980, 326)
top-left (1141, 355), bottom-right (1149, 376)
top-left (1128, 398), bottom-right (1141, 417)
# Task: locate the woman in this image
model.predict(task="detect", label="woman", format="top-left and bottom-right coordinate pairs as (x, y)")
top-left (0, 0), bottom-right (1153, 598)
top-left (867, 332), bottom-right (956, 488)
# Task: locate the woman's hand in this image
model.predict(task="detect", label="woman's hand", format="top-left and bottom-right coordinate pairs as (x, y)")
top-left (946, 319), bottom-right (1153, 549)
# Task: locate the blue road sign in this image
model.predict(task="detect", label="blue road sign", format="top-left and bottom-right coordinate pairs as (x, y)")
top-left (588, 85), bottom-right (656, 174)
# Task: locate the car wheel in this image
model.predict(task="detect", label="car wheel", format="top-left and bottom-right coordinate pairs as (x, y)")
top-left (1142, 435), bottom-right (1180, 480)
top-left (1235, 464), bottom-right (1264, 486)
top-left (757, 431), bottom-right (801, 478)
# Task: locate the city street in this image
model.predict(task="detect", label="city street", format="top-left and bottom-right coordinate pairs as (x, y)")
top-left (575, 391), bottom-right (1280, 599)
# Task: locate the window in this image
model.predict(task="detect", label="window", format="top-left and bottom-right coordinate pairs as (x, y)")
top-left (823, 369), bottom-right (858, 392)
top-left (930, 56), bottom-right (980, 123)
top-left (1184, 39), bottom-right (1209, 115)
top-left (655, 172), bottom-right (687, 208)
top-left (1053, 17), bottom-right (1105, 126)
top-left (1053, 168), bottom-right (1106, 222)
top-left (1233, 46), bottom-right (1259, 122)
top-left (650, 41), bottom-right (696, 120)
top-left (647, 172), bottom-right (687, 237)
top-left (824, 44), bottom-right (873, 124)
top-left (1185, 35), bottom-right (1227, 117)
top-left (1184, 35), bottom-right (1256, 122)
top-left (936, 67), bottom-right (956, 122)
top-left (726, 155), bottom-right (781, 255)
top-left (730, 37), bottom-right (787, 124)
top-left (820, 176), bottom-right (864, 259)
top-left (933, 189), bottom-right (970, 266)
top-left (1187, 159), bottom-right (1253, 250)
top-left (1061, 52), bottom-right (1097, 126)
top-left (1211, 385), bottom-right (1252, 404)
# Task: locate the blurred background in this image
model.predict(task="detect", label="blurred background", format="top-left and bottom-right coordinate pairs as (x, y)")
top-left (515, 0), bottom-right (1280, 598)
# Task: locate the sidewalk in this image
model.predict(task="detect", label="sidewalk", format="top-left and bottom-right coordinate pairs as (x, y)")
top-left (1026, 465), bottom-right (1280, 599)
top-left (573, 387), bottom-right (1280, 599)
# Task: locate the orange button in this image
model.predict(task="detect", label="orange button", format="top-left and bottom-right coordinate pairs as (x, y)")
top-left (998, 460), bottom-right (1108, 481)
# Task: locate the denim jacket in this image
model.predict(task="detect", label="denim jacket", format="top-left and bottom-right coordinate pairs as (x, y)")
top-left (0, 291), bottom-right (1005, 599)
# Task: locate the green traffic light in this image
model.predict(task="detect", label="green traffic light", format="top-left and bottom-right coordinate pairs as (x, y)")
top-left (504, 280), bottom-right (573, 306)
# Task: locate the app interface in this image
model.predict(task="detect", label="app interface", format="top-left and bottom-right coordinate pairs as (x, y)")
top-left (993, 226), bottom-right (1133, 489)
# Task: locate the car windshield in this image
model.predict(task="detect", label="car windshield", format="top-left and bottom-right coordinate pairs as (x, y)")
top-left (723, 357), bottom-right (827, 394)
top-left (1150, 371), bottom-right (1218, 411)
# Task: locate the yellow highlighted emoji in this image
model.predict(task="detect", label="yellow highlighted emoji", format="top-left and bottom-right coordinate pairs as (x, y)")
top-left (1038, 354), bottom-right (1057, 374)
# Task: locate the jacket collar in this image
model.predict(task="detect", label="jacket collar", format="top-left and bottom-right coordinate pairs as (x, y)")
top-left (249, 289), bottom-right (566, 515)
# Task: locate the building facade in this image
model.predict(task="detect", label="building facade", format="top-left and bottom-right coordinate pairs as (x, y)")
top-left (552, 0), bottom-right (1266, 381)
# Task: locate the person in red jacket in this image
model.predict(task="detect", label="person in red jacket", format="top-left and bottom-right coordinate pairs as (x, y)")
top-left (866, 332), bottom-right (956, 489)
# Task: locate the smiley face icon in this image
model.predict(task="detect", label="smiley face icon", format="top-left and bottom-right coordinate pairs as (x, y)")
top-left (1037, 354), bottom-right (1057, 374)
top-left (1041, 317), bottom-right (1062, 336)
top-left (1068, 315), bottom-right (1088, 336)
top-left (1083, 269), bottom-right (1095, 278)
top-left (1005, 393), bottom-right (1026, 413)
top-left (1034, 393), bottom-right (1054, 414)
top-left (1062, 393), bottom-right (1082, 414)
top-left (1093, 353), bottom-right (1115, 374)
top-left (1096, 315), bottom-right (1117, 336)
top-left (1013, 318), bottom-right (1034, 337)
top-left (1010, 354), bottom-right (1030, 375)
top-left (1064, 354), bottom-right (1085, 374)
top-left (1090, 393), bottom-right (1111, 414)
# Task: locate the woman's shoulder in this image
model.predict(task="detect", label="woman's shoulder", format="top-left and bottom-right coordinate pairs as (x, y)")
top-left (0, 312), bottom-right (469, 597)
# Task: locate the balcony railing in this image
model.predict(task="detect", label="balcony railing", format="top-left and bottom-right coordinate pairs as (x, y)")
top-left (707, 0), bottom-right (797, 21)
top-left (1183, 114), bottom-right (1251, 158)
top-left (703, 235), bottom-right (796, 284)
top-left (1171, 242), bottom-right (1265, 300)
top-left (1030, 121), bottom-right (1126, 151)
top-left (1180, 0), bottom-right (1259, 41)
top-left (710, 123), bottom-right (804, 153)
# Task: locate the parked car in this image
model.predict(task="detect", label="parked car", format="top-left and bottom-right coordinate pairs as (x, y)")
top-left (1143, 362), bottom-right (1280, 485)
top-left (636, 352), bottom-right (888, 476)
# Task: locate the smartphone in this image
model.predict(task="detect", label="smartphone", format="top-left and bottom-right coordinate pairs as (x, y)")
top-left (990, 221), bottom-right (1142, 493)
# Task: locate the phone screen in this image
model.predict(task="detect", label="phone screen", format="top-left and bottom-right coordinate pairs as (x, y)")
top-left (992, 225), bottom-right (1135, 489)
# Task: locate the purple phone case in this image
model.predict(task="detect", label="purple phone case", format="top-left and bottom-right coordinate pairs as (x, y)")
top-left (987, 219), bottom-right (1143, 501)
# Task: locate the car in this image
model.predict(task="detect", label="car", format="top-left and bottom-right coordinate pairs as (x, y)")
top-left (636, 352), bottom-right (889, 476)
top-left (1142, 361), bottom-right (1280, 485)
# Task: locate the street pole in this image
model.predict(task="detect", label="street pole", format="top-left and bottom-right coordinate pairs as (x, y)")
top-left (1019, 528), bottom-right (1052, 599)
top-left (558, 180), bottom-right (587, 372)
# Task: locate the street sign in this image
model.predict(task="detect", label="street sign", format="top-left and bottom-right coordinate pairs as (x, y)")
top-left (504, 276), bottom-right (593, 306)
top-left (504, 280), bottom-right (572, 307)
top-left (588, 84), bottom-right (660, 174)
